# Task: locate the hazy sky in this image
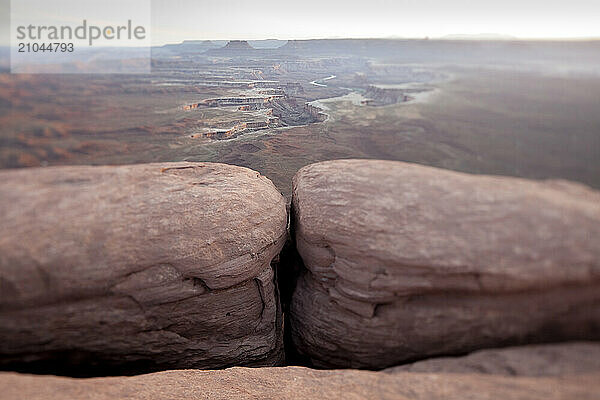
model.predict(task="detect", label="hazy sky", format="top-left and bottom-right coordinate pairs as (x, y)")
top-left (2, 0), bottom-right (599, 46)
top-left (151, 0), bottom-right (600, 44)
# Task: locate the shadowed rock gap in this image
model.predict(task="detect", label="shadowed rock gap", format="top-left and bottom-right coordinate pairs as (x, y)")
top-left (275, 202), bottom-right (314, 367)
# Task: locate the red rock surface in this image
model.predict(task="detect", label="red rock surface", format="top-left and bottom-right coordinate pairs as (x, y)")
top-left (386, 342), bottom-right (600, 376)
top-left (0, 367), bottom-right (598, 400)
top-left (290, 159), bottom-right (600, 368)
top-left (0, 162), bottom-right (287, 374)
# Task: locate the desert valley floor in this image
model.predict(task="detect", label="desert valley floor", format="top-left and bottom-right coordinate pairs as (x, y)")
top-left (1, 39), bottom-right (599, 198)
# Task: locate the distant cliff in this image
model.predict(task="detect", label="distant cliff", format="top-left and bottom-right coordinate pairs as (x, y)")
top-left (205, 40), bottom-right (256, 55)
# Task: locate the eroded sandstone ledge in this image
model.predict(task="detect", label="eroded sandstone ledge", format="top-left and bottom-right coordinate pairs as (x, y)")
top-left (290, 159), bottom-right (600, 369)
top-left (386, 342), bottom-right (600, 376)
top-left (0, 366), bottom-right (598, 400)
top-left (0, 162), bottom-right (287, 375)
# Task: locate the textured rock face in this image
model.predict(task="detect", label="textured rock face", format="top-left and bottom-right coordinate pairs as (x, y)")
top-left (386, 342), bottom-right (600, 377)
top-left (0, 162), bottom-right (287, 374)
top-left (290, 159), bottom-right (600, 369)
top-left (0, 367), bottom-right (599, 400)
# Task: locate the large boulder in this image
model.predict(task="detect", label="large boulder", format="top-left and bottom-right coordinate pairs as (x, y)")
top-left (290, 159), bottom-right (600, 369)
top-left (0, 367), bottom-right (598, 400)
top-left (386, 342), bottom-right (600, 377)
top-left (0, 162), bottom-right (287, 374)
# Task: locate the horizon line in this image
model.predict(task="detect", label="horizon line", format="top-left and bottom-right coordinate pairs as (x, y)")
top-left (154, 35), bottom-right (600, 46)
top-left (2, 36), bottom-right (600, 49)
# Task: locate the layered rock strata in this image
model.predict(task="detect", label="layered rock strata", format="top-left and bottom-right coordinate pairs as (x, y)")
top-left (290, 159), bottom-right (600, 368)
top-left (0, 162), bottom-right (287, 374)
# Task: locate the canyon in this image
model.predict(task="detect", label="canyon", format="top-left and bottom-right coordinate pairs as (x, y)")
top-left (1, 38), bottom-right (600, 398)
top-left (2, 39), bottom-right (599, 201)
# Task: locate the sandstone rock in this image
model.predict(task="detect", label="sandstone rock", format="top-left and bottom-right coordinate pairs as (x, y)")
top-left (0, 162), bottom-right (287, 374)
top-left (290, 159), bottom-right (600, 369)
top-left (0, 367), bottom-right (598, 400)
top-left (386, 342), bottom-right (600, 376)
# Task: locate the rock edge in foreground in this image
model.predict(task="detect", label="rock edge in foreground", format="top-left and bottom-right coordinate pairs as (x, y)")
top-left (0, 366), bottom-right (598, 400)
top-left (0, 162), bottom-right (287, 375)
top-left (290, 159), bottom-right (600, 369)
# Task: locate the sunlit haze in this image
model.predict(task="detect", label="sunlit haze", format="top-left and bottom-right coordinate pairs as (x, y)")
top-left (1, 0), bottom-right (599, 46)
top-left (150, 0), bottom-right (600, 45)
